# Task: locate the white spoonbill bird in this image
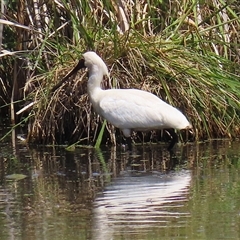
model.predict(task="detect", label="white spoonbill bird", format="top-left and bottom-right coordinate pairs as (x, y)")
top-left (59, 51), bottom-right (192, 150)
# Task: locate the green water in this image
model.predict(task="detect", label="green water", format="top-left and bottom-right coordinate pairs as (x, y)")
top-left (0, 140), bottom-right (239, 240)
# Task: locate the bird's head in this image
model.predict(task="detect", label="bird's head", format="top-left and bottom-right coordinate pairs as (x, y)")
top-left (51, 51), bottom-right (109, 92)
top-left (83, 51), bottom-right (109, 77)
top-left (71, 51), bottom-right (109, 77)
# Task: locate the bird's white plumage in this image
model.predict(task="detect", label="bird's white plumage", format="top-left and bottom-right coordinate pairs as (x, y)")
top-left (82, 51), bottom-right (191, 140)
top-left (98, 89), bottom-right (189, 131)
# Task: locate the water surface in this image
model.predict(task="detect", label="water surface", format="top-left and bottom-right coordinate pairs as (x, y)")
top-left (0, 139), bottom-right (239, 240)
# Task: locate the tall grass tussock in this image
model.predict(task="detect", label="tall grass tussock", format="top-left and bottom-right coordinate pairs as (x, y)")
top-left (0, 0), bottom-right (239, 146)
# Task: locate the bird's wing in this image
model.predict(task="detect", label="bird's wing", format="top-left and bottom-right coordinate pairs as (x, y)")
top-left (99, 89), bottom-right (170, 129)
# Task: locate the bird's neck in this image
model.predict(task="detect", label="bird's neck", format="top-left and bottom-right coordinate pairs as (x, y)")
top-left (87, 65), bottom-right (103, 88)
top-left (87, 67), bottom-right (104, 110)
top-left (87, 72), bottom-right (103, 92)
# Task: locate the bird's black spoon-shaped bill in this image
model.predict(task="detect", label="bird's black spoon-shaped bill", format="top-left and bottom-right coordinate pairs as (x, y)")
top-left (51, 59), bottom-right (85, 93)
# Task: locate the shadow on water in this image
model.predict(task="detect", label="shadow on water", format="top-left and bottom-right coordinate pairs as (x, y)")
top-left (0, 132), bottom-right (240, 240)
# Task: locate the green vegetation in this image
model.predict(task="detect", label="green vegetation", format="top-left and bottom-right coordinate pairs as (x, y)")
top-left (0, 0), bottom-right (239, 146)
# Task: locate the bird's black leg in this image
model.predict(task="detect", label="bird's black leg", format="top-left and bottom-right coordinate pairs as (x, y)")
top-left (126, 137), bottom-right (132, 151)
top-left (167, 129), bottom-right (178, 151)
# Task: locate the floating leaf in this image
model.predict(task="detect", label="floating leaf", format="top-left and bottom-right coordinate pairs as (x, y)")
top-left (6, 174), bottom-right (27, 181)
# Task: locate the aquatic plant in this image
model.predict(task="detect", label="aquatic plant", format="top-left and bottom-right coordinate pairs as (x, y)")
top-left (0, 0), bottom-right (239, 146)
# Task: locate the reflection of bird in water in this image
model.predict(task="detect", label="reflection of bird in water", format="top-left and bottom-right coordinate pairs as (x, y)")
top-left (92, 169), bottom-right (191, 240)
top-left (56, 51), bottom-right (192, 151)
